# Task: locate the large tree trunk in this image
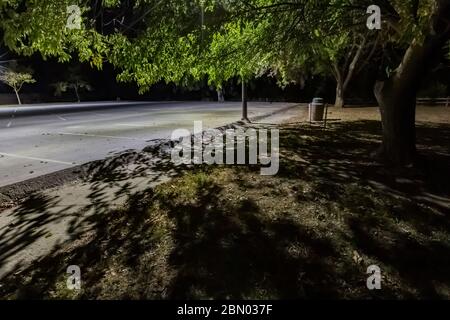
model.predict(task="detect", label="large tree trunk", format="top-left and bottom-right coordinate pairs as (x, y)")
top-left (375, 40), bottom-right (436, 165)
top-left (335, 81), bottom-right (345, 108)
top-left (375, 1), bottom-right (450, 165)
top-left (14, 88), bottom-right (22, 105)
top-left (375, 80), bottom-right (417, 165)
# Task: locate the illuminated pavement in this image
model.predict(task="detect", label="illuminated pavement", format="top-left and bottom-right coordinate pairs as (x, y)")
top-left (0, 101), bottom-right (297, 187)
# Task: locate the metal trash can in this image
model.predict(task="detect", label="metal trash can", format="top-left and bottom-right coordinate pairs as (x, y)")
top-left (309, 97), bottom-right (325, 121)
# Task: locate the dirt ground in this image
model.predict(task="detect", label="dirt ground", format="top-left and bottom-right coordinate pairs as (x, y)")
top-left (290, 105), bottom-right (450, 124)
top-left (0, 106), bottom-right (449, 299)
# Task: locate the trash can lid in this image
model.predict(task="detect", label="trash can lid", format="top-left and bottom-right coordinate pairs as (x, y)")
top-left (313, 97), bottom-right (323, 103)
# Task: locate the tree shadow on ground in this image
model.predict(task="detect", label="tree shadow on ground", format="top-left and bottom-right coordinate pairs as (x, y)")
top-left (274, 120), bottom-right (450, 298)
top-left (0, 193), bottom-right (72, 270)
top-left (158, 176), bottom-right (344, 299)
top-left (0, 146), bottom-right (187, 285)
top-left (0, 120), bottom-right (449, 299)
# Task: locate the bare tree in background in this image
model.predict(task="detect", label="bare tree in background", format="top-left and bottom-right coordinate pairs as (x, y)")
top-left (0, 62), bottom-right (35, 105)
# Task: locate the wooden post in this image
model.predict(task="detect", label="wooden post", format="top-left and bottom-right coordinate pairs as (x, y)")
top-left (242, 80), bottom-right (248, 122)
top-left (323, 104), bottom-right (329, 128)
top-left (308, 103), bottom-right (312, 125)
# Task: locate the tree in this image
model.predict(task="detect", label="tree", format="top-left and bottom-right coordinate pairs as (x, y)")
top-left (316, 31), bottom-right (380, 108)
top-left (0, 65), bottom-right (35, 104)
top-left (0, 0), bottom-right (208, 103)
top-left (373, 0), bottom-right (450, 164)
top-left (52, 79), bottom-right (93, 102)
top-left (200, 18), bottom-right (273, 121)
top-left (266, 30), bottom-right (379, 108)
top-left (52, 67), bottom-right (93, 102)
top-left (200, 0), bottom-right (450, 165)
top-left (192, 2), bottom-right (379, 112)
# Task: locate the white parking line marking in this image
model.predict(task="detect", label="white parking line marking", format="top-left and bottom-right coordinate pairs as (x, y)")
top-left (57, 132), bottom-right (146, 140)
top-left (117, 123), bottom-right (154, 128)
top-left (50, 111), bottom-right (155, 126)
top-left (0, 152), bottom-right (74, 165)
top-left (56, 115), bottom-right (67, 121)
top-left (92, 112), bottom-right (109, 117)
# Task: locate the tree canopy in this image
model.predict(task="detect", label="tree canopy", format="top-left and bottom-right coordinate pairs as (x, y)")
top-left (1, 1), bottom-right (447, 92)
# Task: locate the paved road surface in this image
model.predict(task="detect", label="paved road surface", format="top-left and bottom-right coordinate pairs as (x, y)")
top-left (0, 101), bottom-right (296, 187)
